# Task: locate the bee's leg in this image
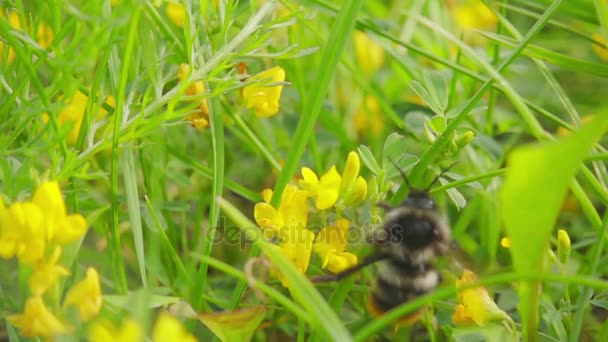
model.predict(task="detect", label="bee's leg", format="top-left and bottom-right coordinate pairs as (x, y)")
top-left (311, 253), bottom-right (387, 283)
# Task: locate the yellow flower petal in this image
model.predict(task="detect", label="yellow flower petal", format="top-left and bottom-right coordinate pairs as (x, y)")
top-left (8, 296), bottom-right (72, 338)
top-left (88, 318), bottom-right (143, 342)
top-left (32, 181), bottom-right (66, 227)
top-left (341, 151), bottom-right (360, 192)
top-left (325, 251), bottom-right (358, 274)
top-left (1, 201), bottom-right (46, 264)
top-left (166, 2), bottom-right (187, 28)
top-left (314, 219), bottom-right (353, 272)
top-left (37, 21), bottom-right (54, 49)
top-left (451, 269), bottom-right (510, 326)
top-left (344, 176), bottom-right (368, 206)
top-left (64, 267), bottom-right (103, 322)
top-left (261, 189), bottom-right (273, 203)
top-left (354, 31), bottom-right (385, 75)
top-left (153, 312), bottom-right (197, 342)
top-left (29, 246), bottom-right (70, 296)
top-left (300, 167), bottom-right (320, 190)
top-left (254, 202), bottom-right (282, 232)
top-left (242, 66), bottom-right (285, 118)
top-left (275, 229), bottom-right (315, 288)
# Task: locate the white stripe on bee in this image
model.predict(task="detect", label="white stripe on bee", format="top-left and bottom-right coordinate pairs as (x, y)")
top-left (377, 262), bottom-right (439, 292)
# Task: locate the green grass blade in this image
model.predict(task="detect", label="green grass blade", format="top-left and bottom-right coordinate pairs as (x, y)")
top-left (270, 0), bottom-right (364, 206)
top-left (109, 6), bottom-right (142, 293)
top-left (217, 197), bottom-right (353, 341)
top-left (481, 32), bottom-right (608, 78)
top-left (123, 148), bottom-right (147, 287)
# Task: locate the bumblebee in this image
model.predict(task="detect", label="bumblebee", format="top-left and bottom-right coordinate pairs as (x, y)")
top-left (314, 162), bottom-right (452, 324)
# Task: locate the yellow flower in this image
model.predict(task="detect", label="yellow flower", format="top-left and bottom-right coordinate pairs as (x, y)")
top-left (451, 269), bottom-right (511, 326)
top-left (500, 237), bottom-right (511, 248)
top-left (557, 229), bottom-right (571, 265)
top-left (42, 91), bottom-right (114, 145)
top-left (88, 318), bottom-right (143, 342)
top-left (300, 166), bottom-right (342, 210)
top-left (37, 21), bottom-right (54, 49)
top-left (166, 2), bottom-right (186, 28)
top-left (313, 218), bottom-right (358, 273)
top-left (0, 11), bottom-right (22, 64)
top-left (29, 246), bottom-right (70, 296)
top-left (339, 151), bottom-right (368, 206)
top-left (450, 1), bottom-right (497, 45)
top-left (242, 66), bottom-right (286, 117)
top-left (7, 296), bottom-right (71, 338)
top-left (592, 33), bottom-right (608, 62)
top-left (64, 267), bottom-right (102, 322)
top-left (354, 95), bottom-right (383, 138)
top-left (0, 200), bottom-right (46, 264)
top-left (33, 181), bottom-right (88, 245)
top-left (153, 312), bottom-right (197, 342)
top-left (254, 185), bottom-right (314, 287)
top-left (178, 64), bottom-right (210, 129)
top-left (0, 181), bottom-right (87, 264)
top-left (254, 185), bottom-right (308, 237)
top-left (354, 31), bottom-right (385, 76)
top-left (300, 151), bottom-right (368, 210)
top-left (274, 228), bottom-right (315, 287)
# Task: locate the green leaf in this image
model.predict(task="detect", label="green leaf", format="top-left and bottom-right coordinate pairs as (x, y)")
top-left (358, 145), bottom-right (381, 175)
top-left (499, 115), bottom-right (608, 338)
top-left (410, 71), bottom-right (449, 115)
top-left (198, 307), bottom-right (267, 342)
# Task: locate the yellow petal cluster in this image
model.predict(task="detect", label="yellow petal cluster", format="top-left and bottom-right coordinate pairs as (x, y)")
top-left (64, 267), bottom-right (103, 322)
top-left (242, 66), bottom-right (286, 117)
top-left (354, 31), bottom-right (385, 76)
top-left (7, 296), bottom-right (72, 338)
top-left (89, 312), bottom-right (198, 342)
top-left (88, 318), bottom-right (143, 342)
top-left (354, 95), bottom-right (383, 138)
top-left (0, 181), bottom-right (88, 264)
top-left (299, 151), bottom-right (368, 210)
top-left (178, 63), bottom-right (210, 129)
top-left (254, 185), bottom-right (308, 237)
top-left (254, 185), bottom-right (313, 287)
top-left (313, 219), bottom-right (358, 273)
top-left (42, 91), bottom-right (115, 145)
top-left (451, 269), bottom-right (511, 326)
top-left (29, 246), bottom-right (70, 296)
top-left (166, 2), bottom-right (187, 28)
top-left (0, 10), bottom-right (54, 64)
top-left (450, 1), bottom-right (497, 45)
top-left (153, 312), bottom-right (198, 342)
top-left (2, 181), bottom-right (103, 338)
top-left (340, 151), bottom-right (368, 206)
top-left (300, 166), bottom-right (341, 210)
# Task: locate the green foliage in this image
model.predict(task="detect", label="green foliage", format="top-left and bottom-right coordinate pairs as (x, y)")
top-left (2, 0), bottom-right (608, 341)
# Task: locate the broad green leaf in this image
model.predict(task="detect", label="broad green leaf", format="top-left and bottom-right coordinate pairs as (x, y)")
top-left (382, 132), bottom-right (407, 164)
top-left (357, 145), bottom-right (381, 175)
top-left (499, 115), bottom-right (608, 336)
top-left (198, 307), bottom-right (266, 342)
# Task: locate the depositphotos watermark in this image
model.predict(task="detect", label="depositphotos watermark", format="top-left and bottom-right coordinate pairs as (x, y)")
top-left (199, 217), bottom-right (405, 251)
